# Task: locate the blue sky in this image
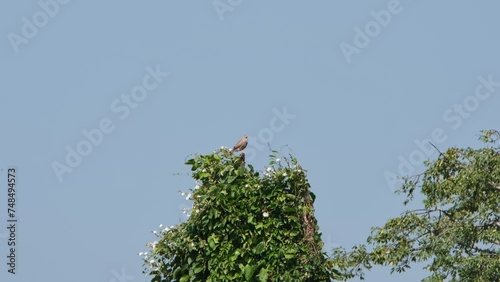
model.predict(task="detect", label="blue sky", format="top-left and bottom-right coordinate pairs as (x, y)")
top-left (1, 1), bottom-right (500, 281)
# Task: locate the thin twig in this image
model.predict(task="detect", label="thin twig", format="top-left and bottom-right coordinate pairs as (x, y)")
top-left (429, 141), bottom-right (445, 157)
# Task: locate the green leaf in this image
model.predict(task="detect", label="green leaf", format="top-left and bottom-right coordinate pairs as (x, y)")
top-left (227, 175), bottom-right (237, 184)
top-left (199, 172), bottom-right (210, 179)
top-left (258, 267), bottom-right (268, 282)
top-left (243, 264), bottom-right (257, 281)
top-left (208, 236), bottom-right (216, 250)
top-left (172, 267), bottom-right (181, 278)
top-left (237, 166), bottom-right (246, 176)
top-left (254, 242), bottom-right (265, 254)
top-left (194, 265), bottom-right (204, 274)
top-left (285, 248), bottom-right (298, 259)
top-left (309, 191), bottom-right (316, 202)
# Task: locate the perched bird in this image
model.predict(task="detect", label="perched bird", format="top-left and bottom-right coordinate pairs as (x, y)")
top-left (231, 135), bottom-right (248, 152)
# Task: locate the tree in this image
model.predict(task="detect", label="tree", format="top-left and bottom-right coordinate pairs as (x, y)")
top-left (142, 148), bottom-right (340, 281)
top-left (332, 130), bottom-right (500, 281)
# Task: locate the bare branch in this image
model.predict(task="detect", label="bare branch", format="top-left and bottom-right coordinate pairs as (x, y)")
top-left (429, 142), bottom-right (445, 157)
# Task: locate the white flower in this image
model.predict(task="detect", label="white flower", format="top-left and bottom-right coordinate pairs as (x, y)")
top-left (220, 146), bottom-right (226, 149)
top-left (138, 252), bottom-right (144, 256)
top-left (276, 158), bottom-right (280, 162)
top-left (267, 167), bottom-right (273, 172)
top-left (163, 227), bottom-right (170, 232)
top-left (194, 184), bottom-right (200, 190)
top-left (159, 224), bottom-right (163, 228)
top-left (185, 193), bottom-right (192, 200)
top-left (152, 231), bottom-right (157, 235)
top-left (196, 209), bottom-right (200, 213)
top-left (263, 211), bottom-right (269, 218)
top-left (150, 259), bottom-right (155, 264)
top-left (283, 173), bottom-right (287, 177)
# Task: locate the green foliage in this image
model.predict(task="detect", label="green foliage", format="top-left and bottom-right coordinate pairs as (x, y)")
top-left (332, 130), bottom-right (500, 281)
top-left (142, 148), bottom-right (339, 281)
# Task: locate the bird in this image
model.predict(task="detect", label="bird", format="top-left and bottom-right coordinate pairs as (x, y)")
top-left (231, 135), bottom-right (248, 152)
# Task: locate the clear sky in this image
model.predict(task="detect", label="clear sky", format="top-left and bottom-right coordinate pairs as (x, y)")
top-left (1, 1), bottom-right (500, 281)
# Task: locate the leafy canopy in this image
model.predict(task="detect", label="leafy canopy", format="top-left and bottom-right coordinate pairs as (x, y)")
top-left (142, 148), bottom-right (340, 281)
top-left (332, 130), bottom-right (500, 281)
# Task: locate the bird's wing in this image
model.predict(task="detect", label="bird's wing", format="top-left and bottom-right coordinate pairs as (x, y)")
top-left (234, 140), bottom-right (244, 149)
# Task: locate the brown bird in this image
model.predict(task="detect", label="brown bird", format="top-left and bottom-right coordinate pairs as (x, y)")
top-left (231, 135), bottom-right (248, 152)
